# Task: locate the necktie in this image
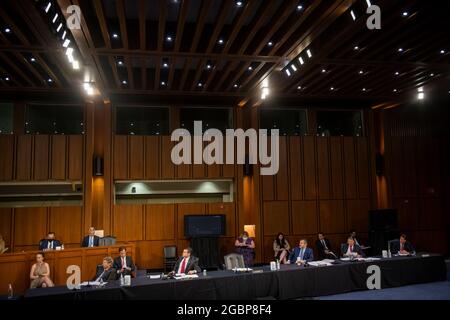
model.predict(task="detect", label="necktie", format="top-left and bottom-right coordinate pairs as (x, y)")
top-left (400, 243), bottom-right (403, 251)
top-left (180, 258), bottom-right (187, 274)
top-left (300, 249), bottom-right (304, 260)
top-left (350, 246), bottom-right (353, 252)
top-left (122, 257), bottom-right (126, 268)
top-left (89, 236), bottom-right (93, 247)
top-left (48, 241), bottom-right (52, 249)
top-left (322, 240), bottom-right (327, 249)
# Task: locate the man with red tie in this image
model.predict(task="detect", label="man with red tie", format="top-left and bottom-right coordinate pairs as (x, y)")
top-left (113, 247), bottom-right (136, 277)
top-left (171, 247), bottom-right (201, 275)
top-left (341, 237), bottom-right (364, 258)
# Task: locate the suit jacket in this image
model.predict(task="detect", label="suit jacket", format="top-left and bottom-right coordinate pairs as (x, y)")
top-left (173, 256), bottom-right (201, 274)
top-left (341, 244), bottom-right (364, 257)
top-left (113, 256), bottom-right (136, 274)
top-left (391, 240), bottom-right (415, 254)
top-left (39, 239), bottom-right (61, 251)
top-left (315, 238), bottom-right (332, 259)
top-left (92, 266), bottom-right (117, 282)
top-left (290, 247), bottom-right (314, 263)
top-left (81, 235), bottom-right (100, 247)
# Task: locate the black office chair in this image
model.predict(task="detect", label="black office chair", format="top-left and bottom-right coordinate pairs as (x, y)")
top-left (163, 246), bottom-right (177, 272)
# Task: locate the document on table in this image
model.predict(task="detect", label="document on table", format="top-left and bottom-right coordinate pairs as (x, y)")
top-left (308, 261), bottom-right (333, 267)
top-left (80, 281), bottom-right (104, 286)
top-left (149, 275), bottom-right (160, 279)
top-left (174, 274), bottom-right (199, 280)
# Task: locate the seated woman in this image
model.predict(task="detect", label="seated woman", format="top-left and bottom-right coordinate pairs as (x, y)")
top-left (30, 252), bottom-right (54, 288)
top-left (273, 232), bottom-right (291, 264)
top-left (235, 231), bottom-right (255, 267)
top-left (93, 256), bottom-right (117, 282)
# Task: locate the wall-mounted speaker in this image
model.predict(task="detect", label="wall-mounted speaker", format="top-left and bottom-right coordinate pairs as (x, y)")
top-left (244, 154), bottom-right (253, 176)
top-left (375, 153), bottom-right (384, 176)
top-left (93, 156), bottom-right (104, 176)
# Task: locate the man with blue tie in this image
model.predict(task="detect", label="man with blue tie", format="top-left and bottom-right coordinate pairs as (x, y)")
top-left (81, 227), bottom-right (100, 248)
top-left (290, 239), bottom-right (314, 264)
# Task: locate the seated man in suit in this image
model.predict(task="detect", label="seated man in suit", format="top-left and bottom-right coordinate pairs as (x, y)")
top-left (93, 256), bottom-right (117, 282)
top-left (341, 237), bottom-right (364, 258)
top-left (349, 229), bottom-right (363, 247)
top-left (391, 234), bottom-right (415, 255)
top-left (169, 247), bottom-right (201, 275)
top-left (113, 247), bottom-right (136, 277)
top-left (39, 232), bottom-right (61, 251)
top-left (315, 232), bottom-right (335, 260)
top-left (81, 227), bottom-right (100, 248)
top-left (289, 239), bottom-right (314, 265)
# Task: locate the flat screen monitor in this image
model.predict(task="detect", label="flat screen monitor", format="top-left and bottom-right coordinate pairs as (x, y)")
top-left (184, 214), bottom-right (226, 237)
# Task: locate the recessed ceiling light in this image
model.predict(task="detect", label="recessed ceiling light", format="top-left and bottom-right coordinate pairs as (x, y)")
top-left (395, 71), bottom-right (399, 75)
top-left (430, 73), bottom-right (434, 77)
top-left (321, 69), bottom-right (326, 73)
top-left (62, 39), bottom-right (70, 47)
top-left (298, 57), bottom-right (304, 65)
top-left (163, 62), bottom-right (169, 68)
top-left (362, 88), bottom-right (367, 92)
top-left (418, 92), bottom-right (424, 100)
top-left (30, 57), bottom-right (36, 62)
top-left (236, 1), bottom-right (243, 7)
top-left (62, 31), bottom-right (67, 40)
top-left (297, 86), bottom-right (302, 90)
top-left (118, 60), bottom-right (124, 66)
top-left (248, 66), bottom-right (253, 71)
top-left (166, 35), bottom-right (173, 42)
top-left (350, 10), bottom-right (356, 21)
top-left (161, 81), bottom-right (166, 86)
top-left (393, 89), bottom-right (397, 92)
top-left (440, 49), bottom-right (446, 54)
top-left (330, 86), bottom-right (334, 91)
top-left (218, 39), bottom-right (224, 45)
top-left (398, 48), bottom-right (404, 52)
top-left (72, 60), bottom-right (80, 70)
top-left (234, 84), bottom-right (239, 88)
top-left (5, 77), bottom-right (10, 81)
top-left (112, 33), bottom-right (119, 39)
top-left (47, 78), bottom-right (53, 83)
top-left (285, 69), bottom-right (291, 76)
top-left (267, 41), bottom-right (273, 47)
top-left (206, 64), bottom-right (212, 70)
top-left (297, 4), bottom-right (303, 11)
top-left (52, 13), bottom-right (58, 23)
top-left (354, 45), bottom-right (359, 50)
top-left (4, 28), bottom-right (11, 33)
top-left (359, 70), bottom-right (364, 74)
top-left (198, 82), bottom-right (203, 87)
top-left (56, 23), bottom-right (63, 32)
top-left (122, 80), bottom-right (127, 85)
top-left (291, 65), bottom-right (298, 72)
top-left (366, 0), bottom-right (372, 7)
top-left (45, 2), bottom-right (52, 13)
top-left (402, 11), bottom-right (408, 17)
top-left (306, 49), bottom-right (312, 58)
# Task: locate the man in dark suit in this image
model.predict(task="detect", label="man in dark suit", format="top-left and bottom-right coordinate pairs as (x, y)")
top-left (113, 247), bottom-right (136, 277)
top-left (315, 232), bottom-right (334, 259)
top-left (170, 247), bottom-right (201, 275)
top-left (391, 234), bottom-right (415, 255)
top-left (81, 227), bottom-right (100, 248)
top-left (349, 229), bottom-right (362, 247)
top-left (39, 232), bottom-right (61, 251)
top-left (93, 256), bottom-right (117, 282)
top-left (341, 237), bottom-right (364, 257)
top-left (290, 239), bottom-right (314, 264)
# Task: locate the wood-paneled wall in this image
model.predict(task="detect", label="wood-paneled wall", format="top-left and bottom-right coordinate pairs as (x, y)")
top-left (0, 134), bottom-right (83, 181)
top-left (260, 136), bottom-right (374, 262)
top-left (382, 103), bottom-right (450, 255)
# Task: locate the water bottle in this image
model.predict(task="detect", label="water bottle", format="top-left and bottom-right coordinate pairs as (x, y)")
top-left (203, 269), bottom-right (207, 276)
top-left (61, 244), bottom-right (64, 250)
top-left (276, 259), bottom-right (280, 270)
top-left (120, 273), bottom-right (124, 286)
top-left (7, 284), bottom-right (13, 299)
top-left (388, 249), bottom-right (392, 258)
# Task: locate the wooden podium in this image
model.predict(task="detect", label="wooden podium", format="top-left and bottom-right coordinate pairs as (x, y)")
top-left (0, 243), bottom-right (135, 295)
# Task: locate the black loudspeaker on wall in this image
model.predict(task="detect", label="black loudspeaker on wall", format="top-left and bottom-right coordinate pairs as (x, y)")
top-left (244, 154), bottom-right (253, 176)
top-left (375, 153), bottom-right (384, 176)
top-left (93, 156), bottom-right (104, 176)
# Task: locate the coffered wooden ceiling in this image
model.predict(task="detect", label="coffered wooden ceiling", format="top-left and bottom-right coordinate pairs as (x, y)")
top-left (0, 0), bottom-right (449, 106)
